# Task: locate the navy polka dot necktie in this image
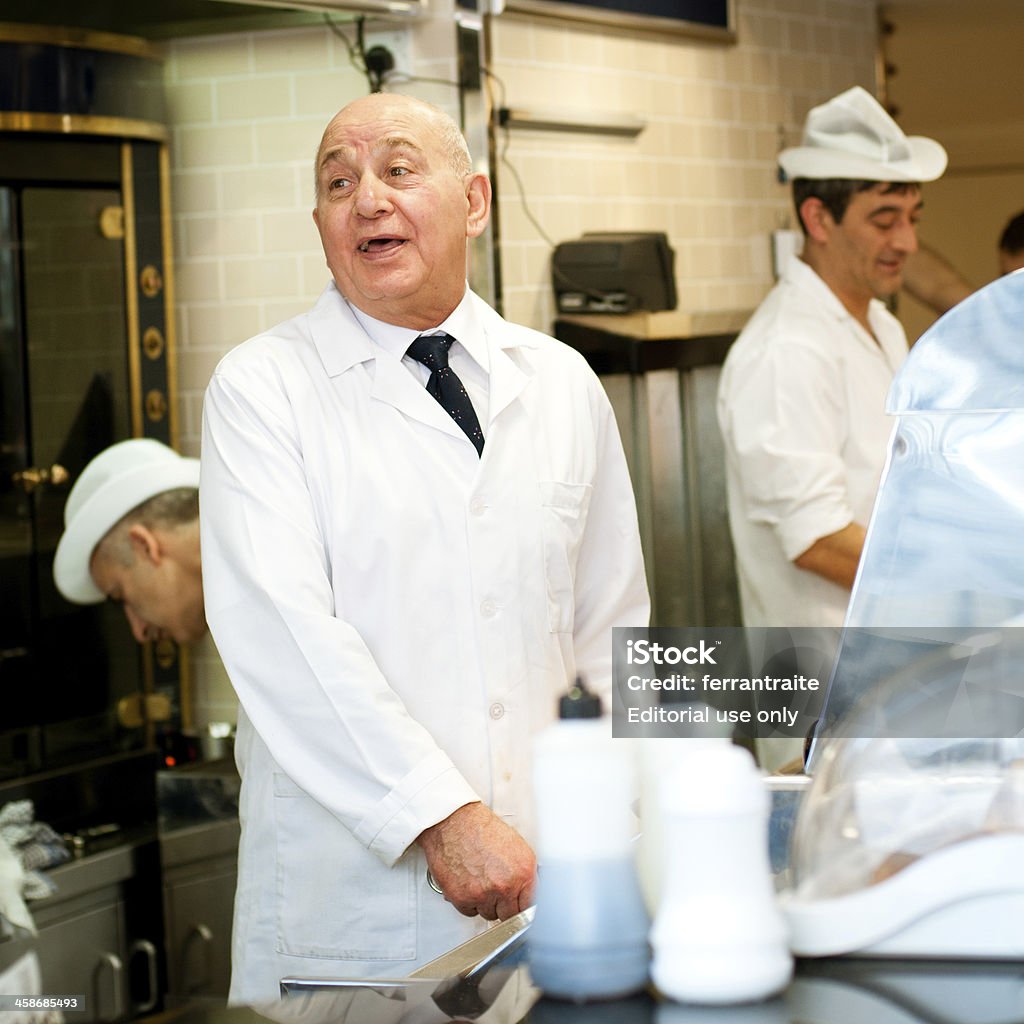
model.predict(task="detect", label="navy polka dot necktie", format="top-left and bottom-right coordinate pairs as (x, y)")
top-left (406, 333), bottom-right (485, 457)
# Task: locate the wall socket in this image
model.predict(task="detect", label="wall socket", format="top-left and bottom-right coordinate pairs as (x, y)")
top-left (363, 26), bottom-right (413, 79)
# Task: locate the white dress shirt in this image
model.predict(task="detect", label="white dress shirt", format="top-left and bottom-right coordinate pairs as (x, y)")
top-left (351, 289), bottom-right (490, 429)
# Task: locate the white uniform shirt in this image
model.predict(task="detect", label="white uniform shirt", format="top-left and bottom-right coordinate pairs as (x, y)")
top-left (200, 283), bottom-right (650, 1004)
top-left (717, 258), bottom-right (907, 627)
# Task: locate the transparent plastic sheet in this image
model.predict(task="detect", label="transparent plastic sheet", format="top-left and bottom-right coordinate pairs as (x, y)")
top-left (846, 270), bottom-right (1024, 630)
top-left (793, 271), bottom-right (1024, 909)
top-left (792, 731), bottom-right (1024, 901)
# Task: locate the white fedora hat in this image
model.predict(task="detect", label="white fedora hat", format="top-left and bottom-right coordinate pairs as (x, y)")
top-left (53, 438), bottom-right (200, 605)
top-left (779, 85), bottom-right (947, 183)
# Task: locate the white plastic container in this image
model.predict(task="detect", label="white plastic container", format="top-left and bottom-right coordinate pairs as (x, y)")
top-left (636, 737), bottom-right (679, 916)
top-left (651, 743), bottom-right (792, 1005)
top-left (636, 723), bottom-right (732, 915)
top-left (527, 679), bottom-right (650, 1001)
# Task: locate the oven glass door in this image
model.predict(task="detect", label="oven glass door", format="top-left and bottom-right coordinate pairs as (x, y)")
top-left (1, 181), bottom-right (146, 779)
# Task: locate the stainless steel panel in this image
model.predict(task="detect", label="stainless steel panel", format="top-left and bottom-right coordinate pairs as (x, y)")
top-left (646, 369), bottom-right (692, 625)
top-left (685, 363), bottom-right (740, 626)
top-left (39, 845), bottom-right (136, 904)
top-left (601, 357), bottom-right (740, 628)
top-left (161, 818), bottom-right (240, 1001)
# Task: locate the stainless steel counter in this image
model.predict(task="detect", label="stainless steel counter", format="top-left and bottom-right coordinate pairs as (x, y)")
top-left (148, 958), bottom-right (1024, 1024)
top-left (158, 757), bottom-right (241, 834)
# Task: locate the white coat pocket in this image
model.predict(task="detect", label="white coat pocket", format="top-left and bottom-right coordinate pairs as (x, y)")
top-left (538, 481), bottom-right (593, 634)
top-left (272, 772), bottom-right (416, 961)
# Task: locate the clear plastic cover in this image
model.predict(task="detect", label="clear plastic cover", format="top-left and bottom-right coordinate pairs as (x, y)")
top-left (793, 271), bottom-right (1024, 901)
top-left (793, 625), bottom-right (1024, 901)
top-left (846, 270), bottom-right (1024, 629)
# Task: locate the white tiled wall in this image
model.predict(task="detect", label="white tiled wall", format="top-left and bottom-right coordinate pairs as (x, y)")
top-left (487, 0), bottom-right (880, 330)
top-left (164, 0), bottom-right (880, 727)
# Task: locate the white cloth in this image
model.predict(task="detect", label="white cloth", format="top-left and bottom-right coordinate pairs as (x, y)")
top-left (0, 952), bottom-right (62, 1024)
top-left (200, 282), bottom-right (649, 1005)
top-left (717, 258), bottom-right (907, 626)
top-left (0, 836), bottom-right (33, 935)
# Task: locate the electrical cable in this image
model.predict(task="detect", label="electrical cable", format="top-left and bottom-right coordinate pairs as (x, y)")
top-left (323, 13), bottom-right (364, 73)
top-left (355, 19), bottom-right (382, 92)
top-left (482, 66), bottom-right (617, 308)
top-left (482, 67), bottom-right (555, 249)
top-left (323, 14), bottom-right (394, 94)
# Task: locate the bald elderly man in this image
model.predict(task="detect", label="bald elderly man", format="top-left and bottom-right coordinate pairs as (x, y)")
top-left (200, 92), bottom-right (649, 1005)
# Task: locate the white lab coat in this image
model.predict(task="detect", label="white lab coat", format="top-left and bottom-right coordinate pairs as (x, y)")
top-left (200, 283), bottom-right (649, 1005)
top-left (717, 258), bottom-right (907, 627)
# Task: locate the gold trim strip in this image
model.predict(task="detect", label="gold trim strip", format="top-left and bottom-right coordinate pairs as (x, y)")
top-left (160, 143), bottom-right (181, 453)
top-left (0, 22), bottom-right (160, 59)
top-left (0, 112), bottom-right (167, 142)
top-left (122, 142), bottom-right (143, 441)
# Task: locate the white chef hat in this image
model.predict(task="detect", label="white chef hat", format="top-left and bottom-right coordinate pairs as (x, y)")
top-left (779, 86), bottom-right (947, 183)
top-left (53, 438), bottom-right (200, 605)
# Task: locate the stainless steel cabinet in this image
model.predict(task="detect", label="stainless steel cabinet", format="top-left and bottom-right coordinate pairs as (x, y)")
top-left (32, 844), bottom-right (160, 1023)
top-left (160, 819), bottom-right (239, 1002)
top-left (36, 894), bottom-right (126, 1023)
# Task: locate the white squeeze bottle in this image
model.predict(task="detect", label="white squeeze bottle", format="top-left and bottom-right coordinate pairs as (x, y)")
top-left (651, 742), bottom-right (792, 1004)
top-left (637, 737), bottom-right (691, 916)
top-left (636, 714), bottom-right (734, 915)
top-left (526, 677), bottom-right (650, 1001)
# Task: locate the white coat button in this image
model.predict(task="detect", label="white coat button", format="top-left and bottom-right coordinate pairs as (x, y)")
top-left (489, 702), bottom-right (505, 720)
top-left (470, 498), bottom-right (487, 516)
top-left (480, 599), bottom-right (497, 617)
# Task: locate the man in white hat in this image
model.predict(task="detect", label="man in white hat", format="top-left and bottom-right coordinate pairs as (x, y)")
top-left (53, 438), bottom-right (205, 645)
top-left (718, 85), bottom-right (947, 628)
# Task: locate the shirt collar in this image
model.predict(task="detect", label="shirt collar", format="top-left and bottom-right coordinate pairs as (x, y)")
top-left (348, 288), bottom-right (489, 374)
top-left (788, 255), bottom-right (891, 329)
top-left (787, 256), bottom-right (851, 321)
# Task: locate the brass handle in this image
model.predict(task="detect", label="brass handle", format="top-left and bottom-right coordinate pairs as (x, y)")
top-left (11, 463), bottom-right (69, 494)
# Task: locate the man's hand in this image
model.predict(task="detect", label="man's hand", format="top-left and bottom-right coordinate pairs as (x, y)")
top-left (794, 521), bottom-right (866, 589)
top-left (416, 802), bottom-right (536, 921)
